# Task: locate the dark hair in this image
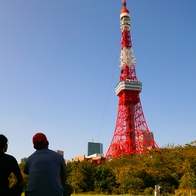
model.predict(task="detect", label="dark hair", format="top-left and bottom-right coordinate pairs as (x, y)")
top-left (34, 141), bottom-right (49, 150)
top-left (0, 134), bottom-right (8, 150)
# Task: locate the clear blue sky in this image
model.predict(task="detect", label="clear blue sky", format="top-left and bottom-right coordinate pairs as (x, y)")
top-left (0, 0), bottom-right (196, 163)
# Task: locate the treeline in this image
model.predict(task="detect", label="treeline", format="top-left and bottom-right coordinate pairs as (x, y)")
top-left (16, 141), bottom-right (196, 195)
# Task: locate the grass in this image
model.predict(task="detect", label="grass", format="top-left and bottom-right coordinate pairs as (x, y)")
top-left (22, 193), bottom-right (133, 196)
top-left (22, 194), bottom-right (162, 196)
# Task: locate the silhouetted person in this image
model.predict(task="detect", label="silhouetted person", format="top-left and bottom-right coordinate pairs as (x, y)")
top-left (0, 134), bottom-right (23, 196)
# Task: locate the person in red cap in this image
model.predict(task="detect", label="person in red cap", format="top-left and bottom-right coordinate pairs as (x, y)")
top-left (24, 133), bottom-right (70, 196)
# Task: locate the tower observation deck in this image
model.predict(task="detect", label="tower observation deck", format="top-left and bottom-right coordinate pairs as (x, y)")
top-left (105, 0), bottom-right (160, 159)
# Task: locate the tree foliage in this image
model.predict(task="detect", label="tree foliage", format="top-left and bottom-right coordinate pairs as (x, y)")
top-left (10, 140), bottom-right (196, 195)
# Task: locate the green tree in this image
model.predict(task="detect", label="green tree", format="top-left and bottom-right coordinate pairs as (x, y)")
top-left (179, 160), bottom-right (196, 195)
top-left (68, 160), bottom-right (95, 193)
top-left (94, 164), bottom-right (116, 194)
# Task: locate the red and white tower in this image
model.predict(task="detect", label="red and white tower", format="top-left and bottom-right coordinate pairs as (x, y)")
top-left (105, 0), bottom-right (160, 159)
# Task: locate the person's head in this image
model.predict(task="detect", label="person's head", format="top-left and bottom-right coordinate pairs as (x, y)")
top-left (33, 133), bottom-right (49, 150)
top-left (0, 134), bottom-right (8, 152)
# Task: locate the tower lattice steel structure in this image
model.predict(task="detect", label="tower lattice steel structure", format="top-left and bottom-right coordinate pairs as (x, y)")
top-left (105, 0), bottom-right (160, 159)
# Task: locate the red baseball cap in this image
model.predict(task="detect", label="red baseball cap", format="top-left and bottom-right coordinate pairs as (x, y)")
top-left (33, 133), bottom-right (48, 149)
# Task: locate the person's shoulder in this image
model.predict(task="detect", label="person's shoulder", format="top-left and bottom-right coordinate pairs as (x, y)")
top-left (2, 153), bottom-right (18, 162)
top-left (4, 153), bottom-right (16, 159)
top-left (26, 151), bottom-right (37, 160)
top-left (48, 149), bottom-right (60, 155)
top-left (48, 149), bottom-right (64, 158)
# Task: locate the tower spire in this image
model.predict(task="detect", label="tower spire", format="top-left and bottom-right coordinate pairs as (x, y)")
top-left (105, 1), bottom-right (160, 159)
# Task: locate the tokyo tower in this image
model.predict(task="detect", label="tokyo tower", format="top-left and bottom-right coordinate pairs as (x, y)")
top-left (105, 0), bottom-right (160, 159)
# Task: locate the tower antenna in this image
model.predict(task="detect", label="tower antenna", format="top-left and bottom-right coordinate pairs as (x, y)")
top-left (122, 0), bottom-right (127, 9)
